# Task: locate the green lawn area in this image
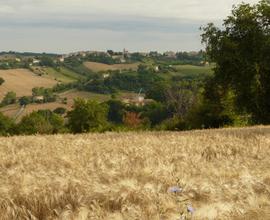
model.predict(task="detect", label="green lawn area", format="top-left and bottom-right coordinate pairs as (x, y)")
top-left (174, 64), bottom-right (213, 74)
top-left (44, 67), bottom-right (83, 83)
top-left (170, 64), bottom-right (214, 80)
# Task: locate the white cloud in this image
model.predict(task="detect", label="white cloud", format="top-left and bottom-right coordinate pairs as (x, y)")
top-left (0, 0), bottom-right (261, 52)
top-left (0, 0), bottom-right (260, 20)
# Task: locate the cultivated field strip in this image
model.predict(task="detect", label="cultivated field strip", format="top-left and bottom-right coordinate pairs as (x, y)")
top-left (0, 127), bottom-right (269, 219)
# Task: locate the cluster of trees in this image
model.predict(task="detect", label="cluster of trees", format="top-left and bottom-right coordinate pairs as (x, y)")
top-left (0, 87), bottom-right (57, 108)
top-left (197, 0), bottom-right (270, 127)
top-left (80, 65), bottom-right (163, 94)
top-left (85, 53), bottom-right (116, 64)
top-left (0, 91), bottom-right (200, 136)
top-left (0, 109), bottom-right (65, 136)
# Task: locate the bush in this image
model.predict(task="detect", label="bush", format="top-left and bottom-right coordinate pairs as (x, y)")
top-left (142, 102), bottom-right (169, 127)
top-left (53, 107), bottom-right (67, 115)
top-left (106, 99), bottom-right (125, 124)
top-left (18, 110), bottom-right (64, 135)
top-left (1, 91), bottom-right (16, 106)
top-left (19, 96), bottom-right (32, 106)
top-left (0, 112), bottom-right (15, 136)
top-left (0, 77), bottom-right (4, 86)
top-left (156, 117), bottom-right (187, 131)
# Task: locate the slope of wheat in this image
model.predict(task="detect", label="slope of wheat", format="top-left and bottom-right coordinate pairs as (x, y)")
top-left (0, 69), bottom-right (57, 100)
top-left (0, 127), bottom-right (270, 220)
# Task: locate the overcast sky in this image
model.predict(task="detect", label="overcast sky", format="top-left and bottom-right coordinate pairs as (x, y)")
top-left (0, 0), bottom-right (259, 53)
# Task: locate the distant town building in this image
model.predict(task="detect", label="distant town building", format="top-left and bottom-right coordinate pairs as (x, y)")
top-left (58, 56), bottom-right (65, 62)
top-left (32, 59), bottom-right (40, 64)
top-left (103, 73), bottom-right (110, 79)
top-left (164, 51), bottom-right (176, 58)
top-left (122, 95), bottom-right (153, 107)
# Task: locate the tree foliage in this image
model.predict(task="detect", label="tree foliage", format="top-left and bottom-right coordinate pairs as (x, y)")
top-left (201, 0), bottom-right (270, 124)
top-left (67, 98), bottom-right (108, 133)
top-left (1, 91), bottom-right (16, 106)
top-left (18, 110), bottom-right (64, 135)
top-left (0, 112), bottom-right (15, 136)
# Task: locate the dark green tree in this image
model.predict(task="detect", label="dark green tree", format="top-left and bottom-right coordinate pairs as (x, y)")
top-left (145, 81), bottom-right (170, 103)
top-left (142, 102), bottom-right (168, 126)
top-left (201, 0), bottom-right (270, 124)
top-left (67, 98), bottom-right (108, 133)
top-left (53, 107), bottom-right (67, 115)
top-left (106, 99), bottom-right (125, 124)
top-left (0, 113), bottom-right (15, 136)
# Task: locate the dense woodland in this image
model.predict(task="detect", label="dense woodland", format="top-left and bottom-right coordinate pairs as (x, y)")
top-left (0, 0), bottom-right (269, 136)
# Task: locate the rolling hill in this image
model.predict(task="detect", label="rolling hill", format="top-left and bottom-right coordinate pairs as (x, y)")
top-left (0, 69), bottom-right (57, 100)
top-left (0, 126), bottom-right (269, 219)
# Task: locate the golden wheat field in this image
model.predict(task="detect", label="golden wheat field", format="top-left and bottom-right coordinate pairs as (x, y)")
top-left (0, 127), bottom-right (270, 220)
top-left (0, 69), bottom-right (57, 100)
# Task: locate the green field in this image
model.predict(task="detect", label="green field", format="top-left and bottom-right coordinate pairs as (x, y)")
top-left (44, 67), bottom-right (83, 83)
top-left (170, 64), bottom-right (214, 80)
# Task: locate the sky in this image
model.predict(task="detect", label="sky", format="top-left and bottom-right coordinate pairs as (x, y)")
top-left (0, 0), bottom-right (259, 54)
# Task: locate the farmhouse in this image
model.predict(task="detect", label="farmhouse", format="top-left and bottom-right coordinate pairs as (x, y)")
top-left (102, 73), bottom-right (110, 79)
top-left (122, 95), bottom-right (153, 107)
top-left (58, 56), bottom-right (65, 62)
top-left (33, 96), bottom-right (44, 103)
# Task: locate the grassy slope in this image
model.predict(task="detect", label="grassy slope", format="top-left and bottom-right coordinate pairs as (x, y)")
top-left (171, 64), bottom-right (214, 79)
top-left (33, 67), bottom-right (83, 83)
top-left (0, 126), bottom-right (269, 219)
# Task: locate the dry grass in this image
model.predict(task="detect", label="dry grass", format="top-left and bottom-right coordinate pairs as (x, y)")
top-left (84, 62), bottom-right (139, 72)
top-left (0, 69), bottom-right (57, 100)
top-left (0, 127), bottom-right (270, 219)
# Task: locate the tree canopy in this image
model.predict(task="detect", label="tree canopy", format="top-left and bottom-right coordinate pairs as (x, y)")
top-left (201, 0), bottom-right (270, 124)
top-left (67, 98), bottom-right (108, 133)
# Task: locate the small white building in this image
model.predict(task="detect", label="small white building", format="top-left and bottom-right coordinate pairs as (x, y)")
top-left (33, 59), bottom-right (40, 64)
top-left (33, 96), bottom-right (44, 102)
top-left (103, 73), bottom-right (110, 79)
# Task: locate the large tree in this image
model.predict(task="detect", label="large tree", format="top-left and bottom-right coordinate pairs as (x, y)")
top-left (201, 0), bottom-right (270, 124)
top-left (67, 98), bottom-right (108, 133)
